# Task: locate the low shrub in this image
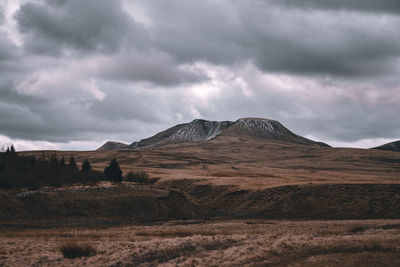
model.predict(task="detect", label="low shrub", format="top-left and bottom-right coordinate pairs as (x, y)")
top-left (60, 242), bottom-right (97, 258)
top-left (363, 242), bottom-right (397, 252)
top-left (125, 171), bottom-right (159, 184)
top-left (349, 225), bottom-right (367, 233)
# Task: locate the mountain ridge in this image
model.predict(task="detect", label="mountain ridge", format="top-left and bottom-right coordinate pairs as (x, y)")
top-left (97, 117), bottom-right (330, 151)
top-left (372, 140), bottom-right (400, 152)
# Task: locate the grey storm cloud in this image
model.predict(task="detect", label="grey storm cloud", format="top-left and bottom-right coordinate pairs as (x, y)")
top-left (140, 0), bottom-right (400, 77)
top-left (0, 0), bottom-right (400, 148)
top-left (277, 0), bottom-right (400, 14)
top-left (0, 36), bottom-right (18, 61)
top-left (97, 52), bottom-right (208, 86)
top-left (15, 0), bottom-right (148, 54)
top-left (0, 6), bottom-right (4, 24)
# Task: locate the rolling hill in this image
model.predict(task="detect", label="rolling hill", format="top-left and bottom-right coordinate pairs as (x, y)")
top-left (12, 117), bottom-right (400, 223)
top-left (373, 140), bottom-right (400, 152)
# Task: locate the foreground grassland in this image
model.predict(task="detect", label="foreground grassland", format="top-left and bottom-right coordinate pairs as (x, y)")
top-left (7, 138), bottom-right (399, 265)
top-left (1, 219), bottom-right (400, 266)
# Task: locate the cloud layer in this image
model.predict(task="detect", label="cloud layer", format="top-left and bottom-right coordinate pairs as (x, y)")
top-left (1, 0), bottom-right (400, 150)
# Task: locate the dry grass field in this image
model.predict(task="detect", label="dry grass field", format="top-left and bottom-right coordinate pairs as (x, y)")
top-left (1, 219), bottom-right (400, 266)
top-left (21, 136), bottom-right (400, 190)
top-left (4, 136), bottom-right (399, 266)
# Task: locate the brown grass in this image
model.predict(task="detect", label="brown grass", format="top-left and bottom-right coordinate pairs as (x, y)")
top-left (20, 135), bottom-right (400, 190)
top-left (6, 136), bottom-right (400, 265)
top-left (1, 219), bottom-right (400, 266)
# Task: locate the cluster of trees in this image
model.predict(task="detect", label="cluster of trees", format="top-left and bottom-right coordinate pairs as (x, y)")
top-left (0, 145), bottom-right (125, 190)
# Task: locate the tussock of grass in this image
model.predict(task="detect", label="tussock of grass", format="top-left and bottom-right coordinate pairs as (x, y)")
top-left (348, 225), bottom-right (367, 233)
top-left (124, 171), bottom-right (159, 184)
top-left (60, 242), bottom-right (96, 258)
top-left (362, 242), bottom-right (397, 252)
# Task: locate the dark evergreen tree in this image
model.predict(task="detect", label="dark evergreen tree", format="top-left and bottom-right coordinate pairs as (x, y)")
top-left (10, 144), bottom-right (15, 153)
top-left (0, 151), bottom-right (105, 189)
top-left (81, 159), bottom-right (92, 172)
top-left (50, 154), bottom-right (58, 165)
top-left (60, 156), bottom-right (66, 166)
top-left (104, 158), bottom-right (123, 182)
top-left (29, 156), bottom-right (36, 166)
top-left (69, 156), bottom-right (77, 169)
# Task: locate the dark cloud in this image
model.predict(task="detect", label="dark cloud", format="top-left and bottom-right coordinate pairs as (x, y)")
top-left (15, 0), bottom-right (147, 54)
top-left (0, 6), bottom-right (4, 25)
top-left (140, 0), bottom-right (400, 77)
top-left (97, 51), bottom-right (208, 86)
top-left (0, 85), bottom-right (133, 142)
top-left (277, 0), bottom-right (400, 14)
top-left (0, 35), bottom-right (18, 60)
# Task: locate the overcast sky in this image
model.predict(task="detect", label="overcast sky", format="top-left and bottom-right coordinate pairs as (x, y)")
top-left (1, 0), bottom-right (400, 151)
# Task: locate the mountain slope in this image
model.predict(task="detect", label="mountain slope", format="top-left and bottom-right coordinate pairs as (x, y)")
top-left (372, 140), bottom-right (400, 152)
top-left (135, 119), bottom-right (234, 148)
top-left (222, 118), bottom-right (330, 147)
top-left (98, 118), bottom-right (330, 150)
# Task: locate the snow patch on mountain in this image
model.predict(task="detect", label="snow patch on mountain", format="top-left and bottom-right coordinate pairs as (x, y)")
top-left (169, 119), bottom-right (234, 143)
top-left (234, 118), bottom-right (285, 136)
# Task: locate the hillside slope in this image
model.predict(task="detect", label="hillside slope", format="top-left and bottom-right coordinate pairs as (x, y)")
top-left (222, 118), bottom-right (330, 147)
top-left (373, 140), bottom-right (400, 152)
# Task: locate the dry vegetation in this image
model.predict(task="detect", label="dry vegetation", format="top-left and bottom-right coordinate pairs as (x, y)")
top-left (1, 219), bottom-right (400, 266)
top-left (21, 136), bottom-right (400, 190)
top-left (60, 242), bottom-right (97, 259)
top-left (5, 137), bottom-right (399, 265)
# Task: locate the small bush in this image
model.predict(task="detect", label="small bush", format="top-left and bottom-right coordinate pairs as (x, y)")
top-left (60, 242), bottom-right (97, 258)
top-left (349, 225), bottom-right (367, 233)
top-left (363, 242), bottom-right (397, 252)
top-left (125, 171), bottom-right (159, 184)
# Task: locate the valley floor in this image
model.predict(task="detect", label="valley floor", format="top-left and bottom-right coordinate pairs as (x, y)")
top-left (1, 219), bottom-right (400, 266)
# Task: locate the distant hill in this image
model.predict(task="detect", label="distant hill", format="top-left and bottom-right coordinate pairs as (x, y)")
top-left (372, 140), bottom-right (400, 152)
top-left (98, 117), bottom-right (330, 150)
top-left (97, 141), bottom-right (130, 151)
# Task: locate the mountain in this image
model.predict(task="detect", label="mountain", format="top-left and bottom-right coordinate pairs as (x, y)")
top-left (97, 141), bottom-right (129, 151)
top-left (97, 141), bottom-right (138, 151)
top-left (372, 140), bottom-right (400, 152)
top-left (98, 118), bottom-right (330, 150)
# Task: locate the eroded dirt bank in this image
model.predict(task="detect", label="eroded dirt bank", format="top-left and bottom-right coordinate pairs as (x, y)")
top-left (1, 181), bottom-right (400, 226)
